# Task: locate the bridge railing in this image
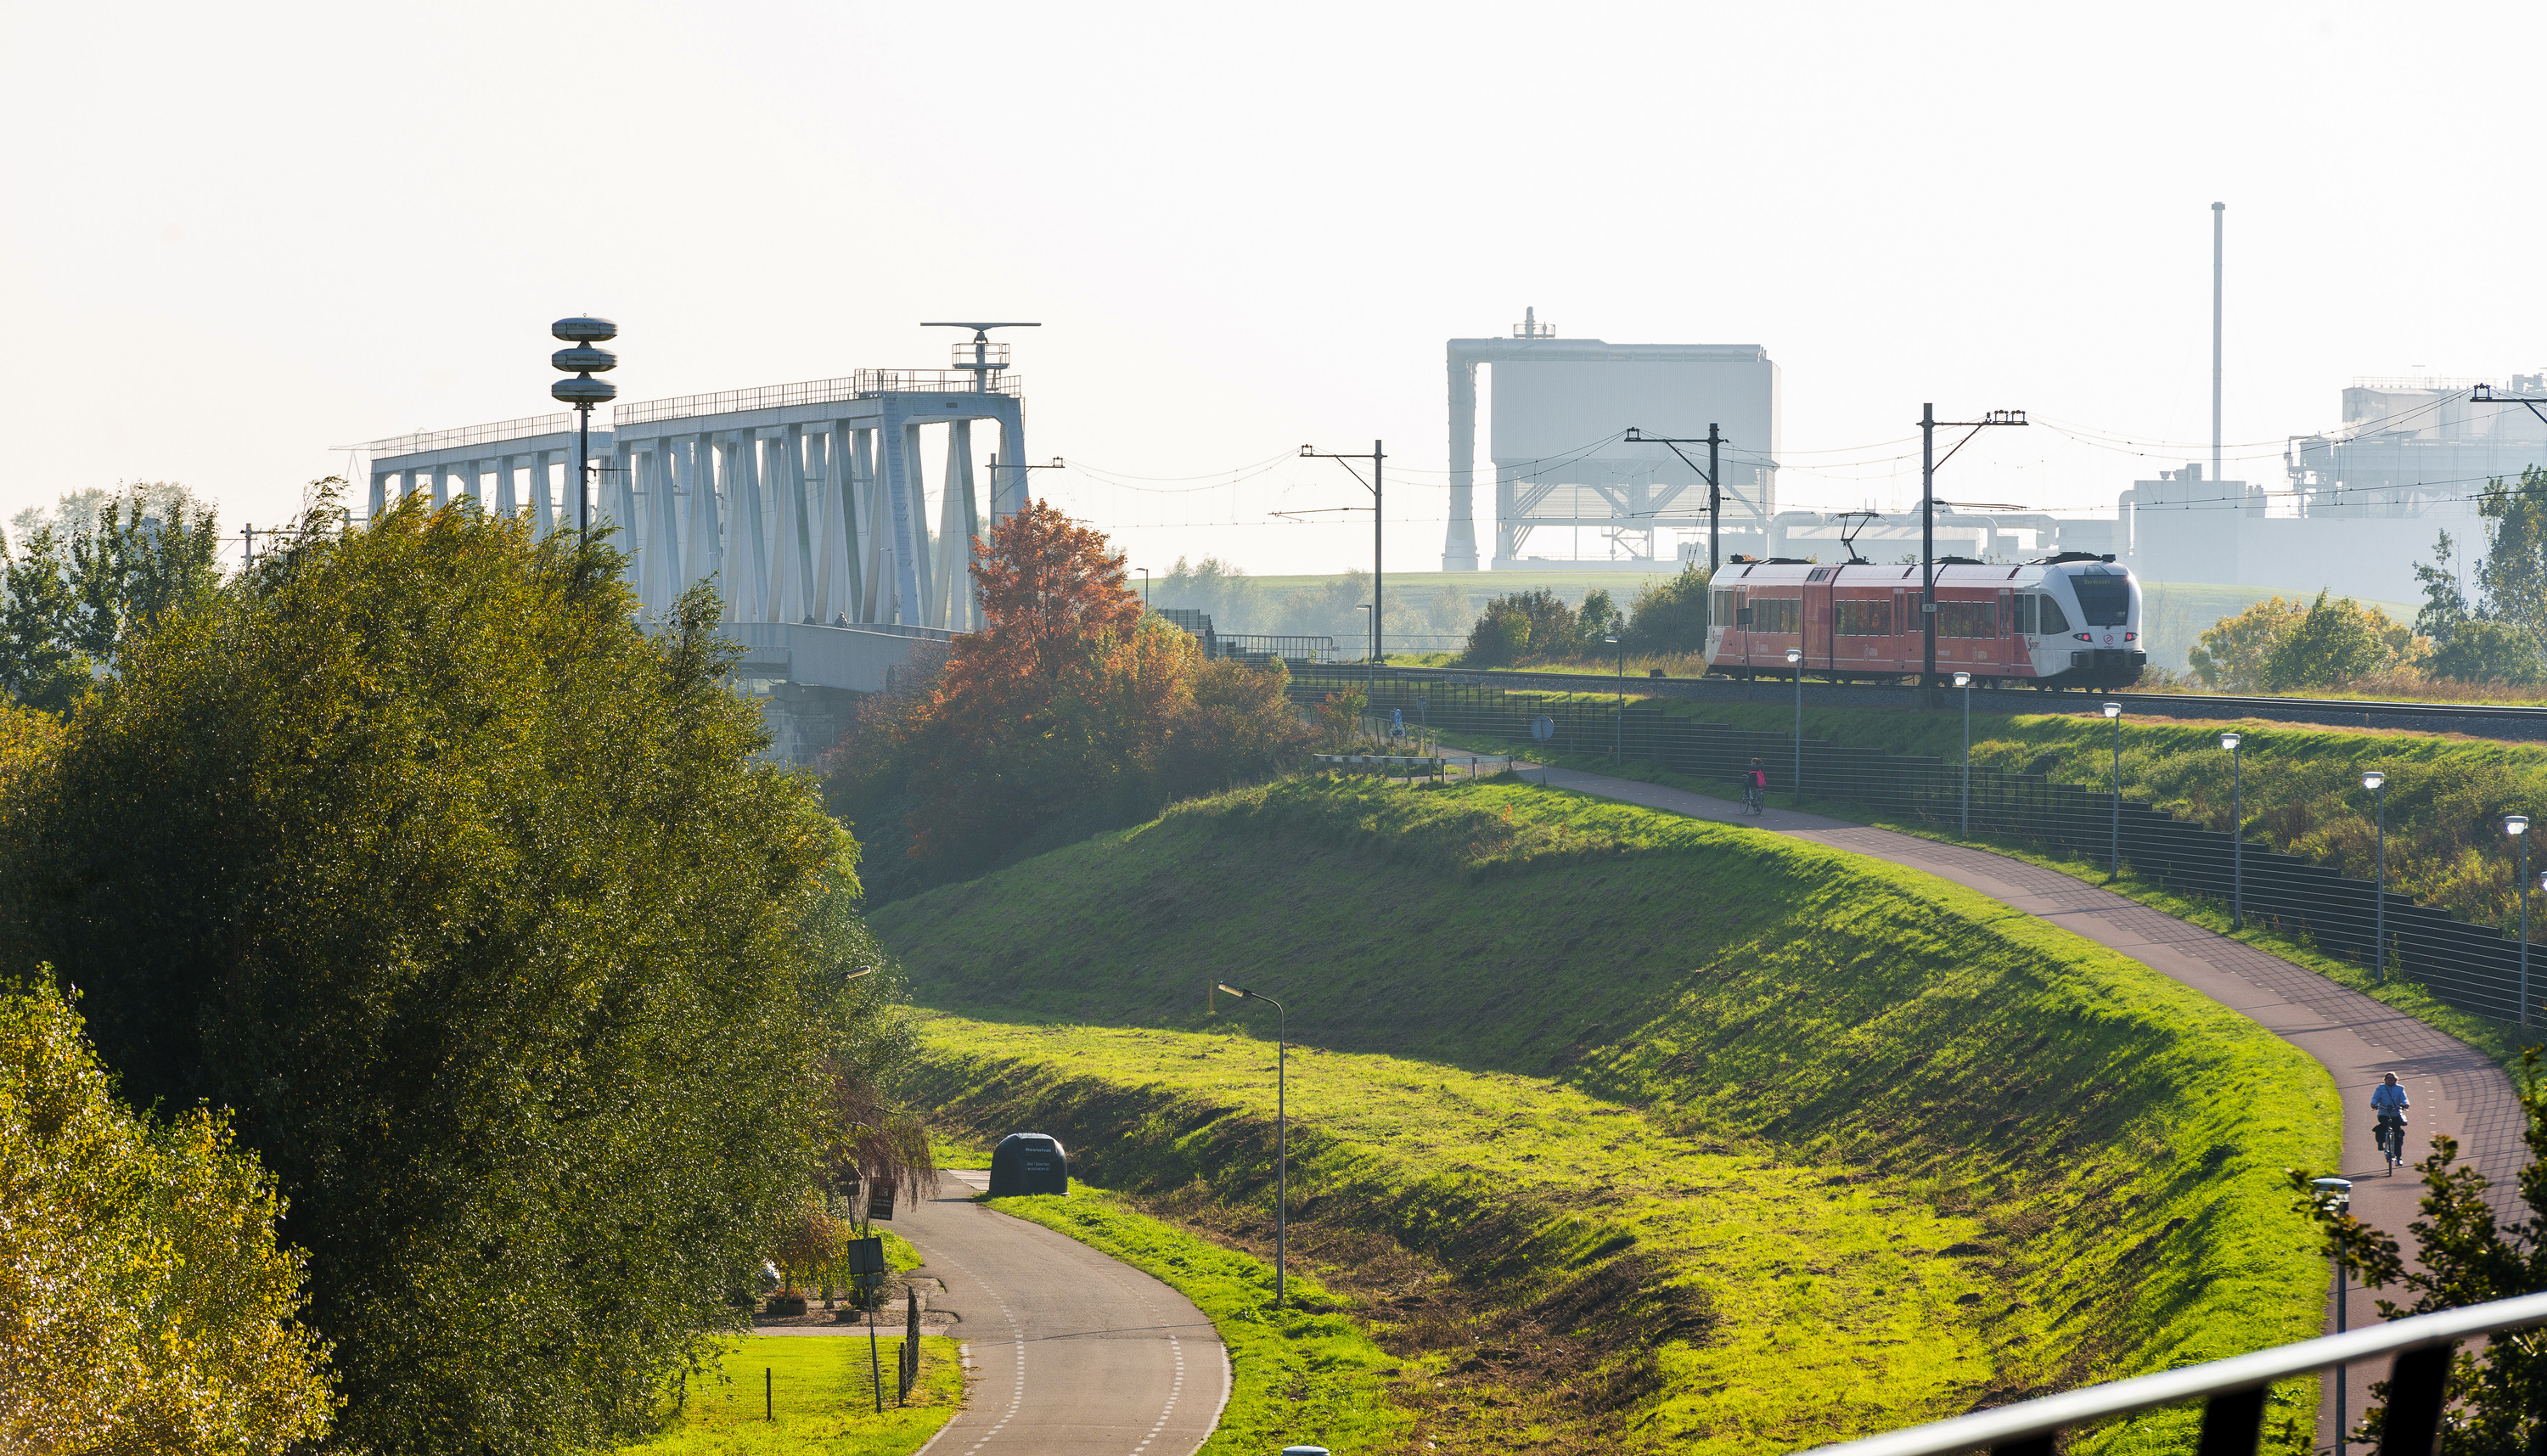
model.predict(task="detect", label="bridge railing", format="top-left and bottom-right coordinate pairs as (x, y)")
top-left (1796, 1290), bottom-right (2547, 1456)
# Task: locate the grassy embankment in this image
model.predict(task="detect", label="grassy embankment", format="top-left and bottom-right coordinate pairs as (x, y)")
top-left (874, 776), bottom-right (2337, 1456)
top-left (1444, 693), bottom-right (2543, 1058)
top-left (617, 1334), bottom-right (963, 1456)
top-left (1537, 694), bottom-right (2547, 940)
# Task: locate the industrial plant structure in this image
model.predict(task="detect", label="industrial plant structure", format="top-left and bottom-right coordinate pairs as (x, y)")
top-left (1443, 310), bottom-right (1778, 571)
top-left (1712, 374), bottom-right (2547, 608)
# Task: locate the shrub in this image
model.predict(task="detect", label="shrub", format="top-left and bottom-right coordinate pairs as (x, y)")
top-left (0, 979), bottom-right (333, 1455)
top-left (2428, 617), bottom-right (2545, 684)
top-left (2261, 589), bottom-right (2417, 690)
top-left (1462, 588), bottom-right (1577, 665)
top-left (1624, 564), bottom-right (1712, 654)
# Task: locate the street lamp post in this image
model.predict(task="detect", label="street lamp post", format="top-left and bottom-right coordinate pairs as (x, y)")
top-left (2103, 702), bottom-right (2124, 880)
top-left (1215, 982), bottom-right (1288, 1308)
top-left (2365, 771), bottom-right (2387, 984)
top-left (549, 318), bottom-right (619, 535)
top-left (2313, 1177), bottom-right (2354, 1456)
top-left (1606, 634), bottom-right (1623, 762)
top-left (1786, 648), bottom-right (1804, 810)
top-left (1953, 672), bottom-right (1972, 835)
top-left (1138, 567), bottom-right (1151, 611)
top-left (2513, 816), bottom-right (2534, 1030)
top-left (2222, 733), bottom-right (2244, 930)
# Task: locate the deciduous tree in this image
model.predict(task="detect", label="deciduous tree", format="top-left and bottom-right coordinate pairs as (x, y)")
top-left (2187, 595), bottom-right (2308, 691)
top-left (830, 501), bottom-right (1307, 886)
top-left (0, 496), bottom-right (871, 1456)
top-left (2262, 589), bottom-right (2415, 690)
top-left (1, 979), bottom-right (335, 1456)
top-left (1624, 565), bottom-right (1713, 654)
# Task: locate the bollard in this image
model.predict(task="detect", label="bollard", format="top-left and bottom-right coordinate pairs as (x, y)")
top-left (765, 1367), bottom-right (772, 1420)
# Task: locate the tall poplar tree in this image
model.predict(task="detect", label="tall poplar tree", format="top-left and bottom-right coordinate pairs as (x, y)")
top-left (0, 497), bottom-right (875, 1456)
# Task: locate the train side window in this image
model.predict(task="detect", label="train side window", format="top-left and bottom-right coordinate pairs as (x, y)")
top-left (2015, 595), bottom-right (2037, 634)
top-left (2038, 595), bottom-right (2072, 634)
top-left (1834, 599), bottom-right (1895, 636)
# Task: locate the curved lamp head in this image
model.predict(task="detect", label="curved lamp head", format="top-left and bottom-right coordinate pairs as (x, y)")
top-left (1953, 672), bottom-right (1971, 689)
top-left (1604, 635), bottom-right (1619, 645)
top-left (2101, 701), bottom-right (2122, 720)
top-left (2364, 770), bottom-right (2386, 791)
top-left (2509, 815), bottom-right (2532, 837)
top-left (2311, 1175), bottom-right (2353, 1213)
top-left (2220, 731), bottom-right (2241, 751)
top-left (1216, 981), bottom-right (1245, 998)
top-left (1785, 649), bottom-right (1802, 665)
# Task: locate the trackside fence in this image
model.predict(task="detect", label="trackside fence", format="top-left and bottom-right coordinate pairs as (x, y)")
top-left (1292, 666), bottom-right (2538, 1026)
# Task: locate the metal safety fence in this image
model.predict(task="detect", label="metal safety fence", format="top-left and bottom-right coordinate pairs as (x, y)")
top-left (1291, 666), bottom-right (2538, 1026)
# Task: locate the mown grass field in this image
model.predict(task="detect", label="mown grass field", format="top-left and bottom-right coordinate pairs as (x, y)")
top-left (874, 777), bottom-right (2338, 1456)
top-left (617, 1334), bottom-right (963, 1456)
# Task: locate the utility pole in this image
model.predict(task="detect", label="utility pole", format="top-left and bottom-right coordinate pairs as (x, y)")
top-left (1916, 406), bottom-right (2029, 688)
top-left (240, 522), bottom-right (258, 568)
top-left (1624, 424), bottom-right (1728, 570)
top-left (1302, 441), bottom-right (1386, 664)
top-left (2471, 381), bottom-right (2547, 431)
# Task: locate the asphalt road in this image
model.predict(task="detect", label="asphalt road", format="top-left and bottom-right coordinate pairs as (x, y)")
top-left (1477, 755), bottom-right (2523, 1456)
top-left (900, 1170), bottom-right (1227, 1456)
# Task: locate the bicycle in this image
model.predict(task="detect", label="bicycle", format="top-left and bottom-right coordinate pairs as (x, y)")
top-left (1743, 783), bottom-right (1765, 816)
top-left (2377, 1112), bottom-right (2407, 1173)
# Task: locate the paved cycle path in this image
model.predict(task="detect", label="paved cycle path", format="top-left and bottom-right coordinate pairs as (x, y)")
top-left (1470, 756), bottom-right (2525, 1453)
top-left (897, 1171), bottom-right (1226, 1456)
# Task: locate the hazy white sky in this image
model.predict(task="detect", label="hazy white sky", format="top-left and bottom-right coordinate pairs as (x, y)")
top-left (5, 1), bottom-right (2542, 576)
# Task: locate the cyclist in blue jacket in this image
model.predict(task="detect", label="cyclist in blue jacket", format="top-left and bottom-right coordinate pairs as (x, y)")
top-left (2371, 1074), bottom-right (2410, 1171)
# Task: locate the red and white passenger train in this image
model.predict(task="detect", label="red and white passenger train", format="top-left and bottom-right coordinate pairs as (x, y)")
top-left (1703, 552), bottom-right (2147, 690)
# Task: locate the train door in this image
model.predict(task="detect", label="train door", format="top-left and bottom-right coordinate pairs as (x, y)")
top-left (1994, 589), bottom-right (2014, 678)
top-left (1892, 587), bottom-right (1910, 673)
top-left (1807, 568), bottom-right (1836, 672)
top-left (1733, 588), bottom-right (1749, 670)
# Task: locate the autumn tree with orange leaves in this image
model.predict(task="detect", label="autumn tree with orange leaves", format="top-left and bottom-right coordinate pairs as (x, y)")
top-left (828, 501), bottom-right (1307, 891)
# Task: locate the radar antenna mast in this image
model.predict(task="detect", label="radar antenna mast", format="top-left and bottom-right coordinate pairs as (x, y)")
top-left (921, 321), bottom-right (1042, 385)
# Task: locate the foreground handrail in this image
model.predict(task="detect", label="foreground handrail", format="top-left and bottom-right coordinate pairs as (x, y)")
top-left (1796, 1289), bottom-right (2547, 1456)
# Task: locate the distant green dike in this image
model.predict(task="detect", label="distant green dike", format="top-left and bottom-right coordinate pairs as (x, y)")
top-left (874, 778), bottom-right (2336, 1456)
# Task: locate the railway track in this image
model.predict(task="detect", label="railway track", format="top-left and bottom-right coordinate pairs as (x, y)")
top-left (1308, 664), bottom-right (2547, 742)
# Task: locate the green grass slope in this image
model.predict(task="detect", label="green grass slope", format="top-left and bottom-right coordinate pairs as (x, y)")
top-left (1608, 694), bottom-right (2547, 936)
top-left (874, 778), bottom-right (2336, 1456)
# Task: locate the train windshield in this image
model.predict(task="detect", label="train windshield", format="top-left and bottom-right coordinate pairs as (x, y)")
top-left (2071, 572), bottom-right (2131, 627)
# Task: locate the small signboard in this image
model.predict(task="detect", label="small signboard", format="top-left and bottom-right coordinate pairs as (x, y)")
top-left (1530, 714), bottom-right (1555, 743)
top-left (867, 1178), bottom-right (898, 1222)
top-left (846, 1234), bottom-right (887, 1287)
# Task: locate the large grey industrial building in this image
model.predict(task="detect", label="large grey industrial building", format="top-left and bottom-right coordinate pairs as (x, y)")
top-left (1651, 375), bottom-right (2546, 607)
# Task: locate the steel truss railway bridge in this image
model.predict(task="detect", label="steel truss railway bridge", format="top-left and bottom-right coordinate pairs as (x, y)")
top-left (350, 354), bottom-right (1031, 753)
